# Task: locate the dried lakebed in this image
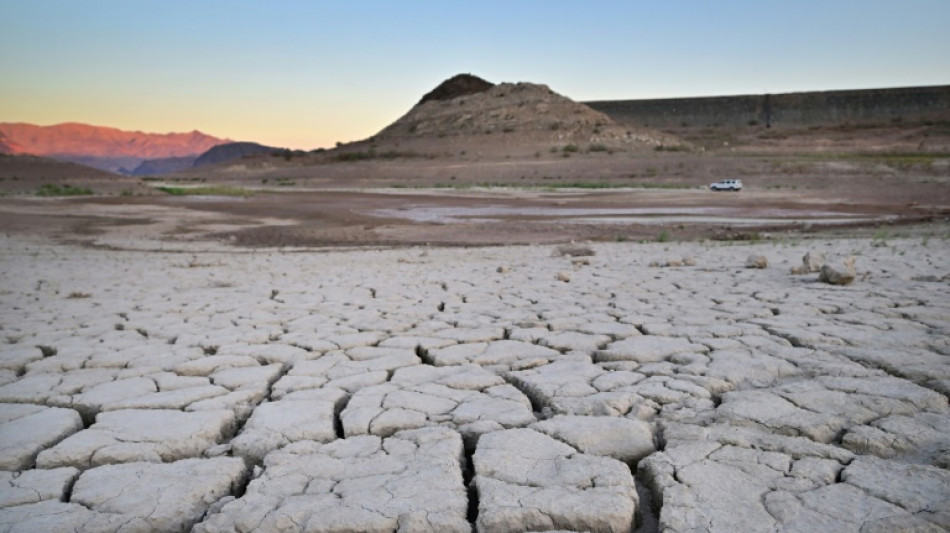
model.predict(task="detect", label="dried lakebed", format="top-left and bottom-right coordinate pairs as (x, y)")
top-left (0, 234), bottom-right (948, 532)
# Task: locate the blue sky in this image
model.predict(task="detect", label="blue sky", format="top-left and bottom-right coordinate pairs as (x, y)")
top-left (2, 1), bottom-right (948, 149)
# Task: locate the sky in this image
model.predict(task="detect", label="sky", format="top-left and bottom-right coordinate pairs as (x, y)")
top-left (2, 1), bottom-right (949, 150)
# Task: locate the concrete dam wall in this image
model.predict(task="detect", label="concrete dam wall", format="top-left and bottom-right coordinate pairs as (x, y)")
top-left (585, 85), bottom-right (950, 129)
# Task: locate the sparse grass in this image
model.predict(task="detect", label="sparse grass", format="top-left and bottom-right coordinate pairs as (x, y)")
top-left (871, 228), bottom-right (889, 247)
top-left (629, 182), bottom-right (694, 189)
top-left (588, 143), bottom-right (609, 153)
top-left (656, 230), bottom-right (671, 243)
top-left (156, 186), bottom-right (251, 197)
top-left (780, 151), bottom-right (950, 165)
top-left (36, 183), bottom-right (93, 196)
top-left (654, 144), bottom-right (689, 152)
top-left (334, 149), bottom-right (420, 162)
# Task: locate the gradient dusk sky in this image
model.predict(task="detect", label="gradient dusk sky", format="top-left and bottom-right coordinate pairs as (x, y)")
top-left (2, 1), bottom-right (948, 150)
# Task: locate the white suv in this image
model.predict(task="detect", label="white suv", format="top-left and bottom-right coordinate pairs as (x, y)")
top-left (710, 179), bottom-right (742, 191)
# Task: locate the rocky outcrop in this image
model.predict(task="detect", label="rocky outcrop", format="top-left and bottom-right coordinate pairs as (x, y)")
top-left (418, 73), bottom-right (494, 105)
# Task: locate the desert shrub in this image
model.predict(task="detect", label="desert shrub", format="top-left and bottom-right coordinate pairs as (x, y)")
top-left (562, 144), bottom-right (579, 154)
top-left (156, 186), bottom-right (250, 197)
top-left (588, 143), bottom-right (609, 153)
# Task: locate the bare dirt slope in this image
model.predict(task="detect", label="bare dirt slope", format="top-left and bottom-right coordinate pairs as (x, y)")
top-left (0, 154), bottom-right (154, 196)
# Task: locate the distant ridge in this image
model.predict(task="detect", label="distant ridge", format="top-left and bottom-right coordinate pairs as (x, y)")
top-left (0, 122), bottom-right (231, 173)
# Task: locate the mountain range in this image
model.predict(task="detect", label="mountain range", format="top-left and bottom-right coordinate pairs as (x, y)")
top-left (0, 122), bottom-right (231, 174)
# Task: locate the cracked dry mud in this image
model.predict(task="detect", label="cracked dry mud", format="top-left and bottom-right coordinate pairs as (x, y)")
top-left (0, 233), bottom-right (948, 532)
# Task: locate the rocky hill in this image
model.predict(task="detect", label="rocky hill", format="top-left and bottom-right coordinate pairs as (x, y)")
top-left (0, 122), bottom-right (230, 173)
top-left (364, 74), bottom-right (677, 154)
top-left (193, 142), bottom-right (282, 168)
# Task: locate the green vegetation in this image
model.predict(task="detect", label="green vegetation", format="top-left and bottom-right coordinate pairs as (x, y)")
top-left (654, 144), bottom-right (689, 152)
top-left (656, 230), bottom-right (671, 243)
top-left (35, 183), bottom-right (93, 196)
top-left (156, 186), bottom-right (251, 197)
top-left (588, 143), bottom-right (609, 153)
top-left (562, 144), bottom-right (579, 154)
top-left (871, 228), bottom-right (889, 247)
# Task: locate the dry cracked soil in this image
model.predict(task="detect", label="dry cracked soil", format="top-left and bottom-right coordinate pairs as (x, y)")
top-left (0, 227), bottom-right (949, 532)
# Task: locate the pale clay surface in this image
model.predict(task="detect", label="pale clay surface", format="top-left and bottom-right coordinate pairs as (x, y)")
top-left (0, 233), bottom-right (948, 532)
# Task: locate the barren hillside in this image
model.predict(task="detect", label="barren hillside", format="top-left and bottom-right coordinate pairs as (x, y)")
top-left (365, 75), bottom-right (678, 155)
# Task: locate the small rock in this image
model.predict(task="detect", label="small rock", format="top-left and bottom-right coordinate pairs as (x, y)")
top-left (803, 251), bottom-right (825, 272)
top-left (819, 257), bottom-right (856, 286)
top-left (556, 271), bottom-right (571, 282)
top-left (553, 243), bottom-right (595, 257)
top-left (572, 257), bottom-right (591, 267)
top-left (746, 255), bottom-right (768, 269)
top-left (496, 265), bottom-right (509, 273)
top-left (651, 257), bottom-right (695, 268)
